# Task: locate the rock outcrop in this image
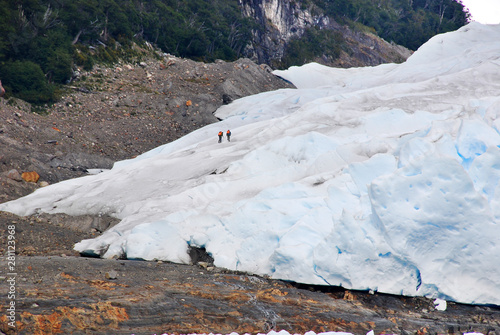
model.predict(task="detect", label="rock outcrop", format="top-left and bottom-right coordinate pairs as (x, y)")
top-left (239, 0), bottom-right (412, 67)
top-left (240, 0), bottom-right (329, 62)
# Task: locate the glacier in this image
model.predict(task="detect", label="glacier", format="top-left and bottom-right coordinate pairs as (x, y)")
top-left (1, 22), bottom-right (500, 306)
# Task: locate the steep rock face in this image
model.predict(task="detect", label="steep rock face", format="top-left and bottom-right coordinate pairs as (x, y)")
top-left (240, 0), bottom-right (412, 67)
top-left (240, 0), bottom-right (330, 63)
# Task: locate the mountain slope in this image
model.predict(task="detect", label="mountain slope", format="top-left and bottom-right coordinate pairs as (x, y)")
top-left (0, 0), bottom-right (467, 103)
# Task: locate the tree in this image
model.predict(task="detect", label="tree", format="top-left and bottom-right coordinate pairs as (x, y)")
top-left (0, 0), bottom-right (469, 104)
top-left (280, 27), bottom-right (344, 69)
top-left (0, 60), bottom-right (55, 103)
top-left (312, 0), bottom-right (468, 50)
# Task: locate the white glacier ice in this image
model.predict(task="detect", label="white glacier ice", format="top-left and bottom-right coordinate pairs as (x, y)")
top-left (2, 22), bottom-right (500, 306)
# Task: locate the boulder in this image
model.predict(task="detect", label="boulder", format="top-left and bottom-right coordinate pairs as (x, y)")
top-left (6, 169), bottom-right (22, 182)
top-left (49, 152), bottom-right (114, 171)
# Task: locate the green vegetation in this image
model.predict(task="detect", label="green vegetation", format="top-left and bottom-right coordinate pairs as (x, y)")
top-left (0, 0), bottom-right (468, 104)
top-left (273, 0), bottom-right (470, 68)
top-left (279, 0), bottom-right (469, 67)
top-left (314, 0), bottom-right (470, 50)
top-left (0, 0), bottom-right (254, 104)
top-left (280, 27), bottom-right (344, 68)
top-left (0, 60), bottom-right (55, 104)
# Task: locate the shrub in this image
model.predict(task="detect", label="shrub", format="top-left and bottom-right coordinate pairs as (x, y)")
top-left (279, 27), bottom-right (344, 69)
top-left (0, 60), bottom-right (56, 104)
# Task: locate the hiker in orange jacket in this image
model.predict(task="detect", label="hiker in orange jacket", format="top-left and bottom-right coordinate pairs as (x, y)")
top-left (226, 130), bottom-right (231, 142)
top-left (218, 131), bottom-right (223, 143)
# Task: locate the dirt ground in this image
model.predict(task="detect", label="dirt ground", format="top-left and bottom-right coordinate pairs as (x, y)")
top-left (0, 55), bottom-right (499, 334)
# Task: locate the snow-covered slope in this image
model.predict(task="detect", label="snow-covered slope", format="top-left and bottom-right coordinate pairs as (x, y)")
top-left (2, 22), bottom-right (500, 305)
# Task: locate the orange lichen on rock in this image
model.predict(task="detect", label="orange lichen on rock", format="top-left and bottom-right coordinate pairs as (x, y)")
top-left (20, 311), bottom-right (63, 335)
top-left (17, 302), bottom-right (128, 334)
top-left (60, 272), bottom-right (78, 283)
top-left (22, 171), bottom-right (40, 183)
top-left (256, 288), bottom-right (289, 303)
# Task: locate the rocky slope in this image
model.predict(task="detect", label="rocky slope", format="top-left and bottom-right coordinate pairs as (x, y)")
top-left (0, 55), bottom-right (292, 202)
top-left (0, 55), bottom-right (499, 334)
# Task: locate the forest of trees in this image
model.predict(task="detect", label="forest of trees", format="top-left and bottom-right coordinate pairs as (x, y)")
top-left (0, 0), bottom-right (469, 104)
top-left (0, 0), bottom-right (255, 103)
top-left (314, 0), bottom-right (470, 50)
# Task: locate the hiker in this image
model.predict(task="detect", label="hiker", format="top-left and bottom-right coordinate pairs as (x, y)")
top-left (218, 131), bottom-right (223, 143)
top-left (226, 130), bottom-right (231, 142)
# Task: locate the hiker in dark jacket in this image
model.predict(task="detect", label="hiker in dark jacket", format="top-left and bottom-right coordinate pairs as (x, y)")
top-left (226, 130), bottom-right (231, 142)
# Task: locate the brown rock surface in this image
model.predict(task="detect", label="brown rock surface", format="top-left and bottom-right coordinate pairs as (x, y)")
top-left (1, 250), bottom-right (499, 334)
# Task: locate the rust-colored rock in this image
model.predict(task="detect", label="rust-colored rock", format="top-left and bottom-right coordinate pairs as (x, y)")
top-left (17, 302), bottom-right (128, 334)
top-left (4, 253), bottom-right (498, 335)
top-left (22, 171), bottom-right (40, 183)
